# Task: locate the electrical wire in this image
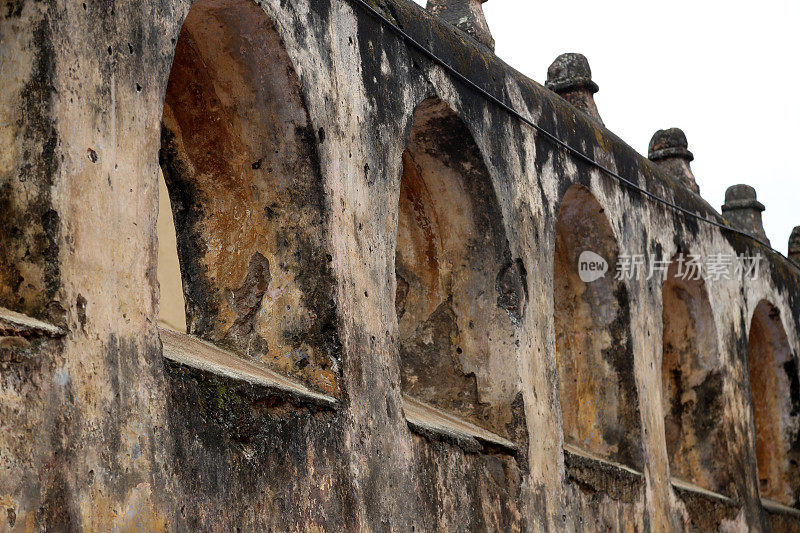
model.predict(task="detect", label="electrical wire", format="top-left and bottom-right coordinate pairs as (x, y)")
top-left (348, 0), bottom-right (796, 263)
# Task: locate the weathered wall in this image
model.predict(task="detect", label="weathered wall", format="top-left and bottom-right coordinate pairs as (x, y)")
top-left (2, 0), bottom-right (800, 531)
top-left (1, 0), bottom-right (181, 528)
top-left (661, 259), bottom-right (732, 496)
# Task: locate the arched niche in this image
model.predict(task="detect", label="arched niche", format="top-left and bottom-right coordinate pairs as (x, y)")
top-left (661, 257), bottom-right (732, 494)
top-left (395, 97), bottom-right (527, 438)
top-left (748, 300), bottom-right (799, 506)
top-left (158, 0), bottom-right (339, 395)
top-left (553, 184), bottom-right (641, 468)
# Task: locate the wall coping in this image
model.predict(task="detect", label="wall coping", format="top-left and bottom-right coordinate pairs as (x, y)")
top-left (563, 443), bottom-right (642, 477)
top-left (671, 477), bottom-right (738, 507)
top-left (159, 327), bottom-right (337, 407)
top-left (563, 444), bottom-right (644, 503)
top-left (403, 394), bottom-right (518, 454)
top-left (761, 497), bottom-right (800, 518)
top-left (0, 306), bottom-right (66, 338)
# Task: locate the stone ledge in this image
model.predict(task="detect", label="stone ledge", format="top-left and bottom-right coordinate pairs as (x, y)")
top-left (671, 477), bottom-right (738, 506)
top-left (0, 306), bottom-right (66, 338)
top-left (762, 497), bottom-right (800, 518)
top-left (671, 477), bottom-right (740, 529)
top-left (563, 444), bottom-right (644, 503)
top-left (159, 327), bottom-right (336, 408)
top-left (402, 394), bottom-right (518, 455)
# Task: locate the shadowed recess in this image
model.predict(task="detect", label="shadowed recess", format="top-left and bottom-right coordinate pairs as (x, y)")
top-left (747, 300), bottom-right (799, 506)
top-left (394, 97), bottom-right (527, 440)
top-left (553, 184), bottom-right (642, 469)
top-left (157, 0), bottom-right (339, 395)
top-left (661, 257), bottom-right (733, 495)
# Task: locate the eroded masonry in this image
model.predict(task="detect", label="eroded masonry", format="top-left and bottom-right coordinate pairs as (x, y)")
top-left (2, 0), bottom-right (800, 530)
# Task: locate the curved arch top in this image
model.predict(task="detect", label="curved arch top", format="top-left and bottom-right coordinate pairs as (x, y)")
top-left (394, 96), bottom-right (527, 440)
top-left (553, 184), bottom-right (642, 469)
top-left (660, 255), bottom-right (732, 494)
top-left (747, 300), bottom-right (799, 506)
top-left (157, 0), bottom-right (338, 395)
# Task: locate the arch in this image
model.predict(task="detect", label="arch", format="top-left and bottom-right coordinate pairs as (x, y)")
top-left (747, 300), bottom-right (799, 506)
top-left (394, 97), bottom-right (527, 438)
top-left (157, 0), bottom-right (339, 395)
top-left (553, 184), bottom-right (641, 468)
top-left (660, 256), bottom-right (732, 494)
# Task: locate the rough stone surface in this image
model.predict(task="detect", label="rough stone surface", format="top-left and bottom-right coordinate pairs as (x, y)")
top-left (790, 226), bottom-right (800, 265)
top-left (722, 184), bottom-right (771, 245)
top-left (649, 128), bottom-right (693, 161)
top-left (649, 128), bottom-right (700, 194)
top-left (1, 0), bottom-right (799, 530)
top-left (427, 0), bottom-right (494, 51)
top-left (545, 53), bottom-right (603, 125)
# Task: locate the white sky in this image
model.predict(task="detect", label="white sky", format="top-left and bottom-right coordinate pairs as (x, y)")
top-left (411, 0), bottom-right (800, 255)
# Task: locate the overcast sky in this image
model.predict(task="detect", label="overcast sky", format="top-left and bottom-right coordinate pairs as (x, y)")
top-left (411, 0), bottom-right (800, 255)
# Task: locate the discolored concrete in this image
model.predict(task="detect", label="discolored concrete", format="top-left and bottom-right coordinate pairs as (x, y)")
top-left (1, 0), bottom-right (799, 529)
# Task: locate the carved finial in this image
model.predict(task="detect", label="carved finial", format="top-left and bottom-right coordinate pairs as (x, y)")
top-left (648, 128), bottom-right (700, 194)
top-left (722, 185), bottom-right (770, 245)
top-left (789, 227), bottom-right (800, 265)
top-left (546, 53), bottom-right (603, 125)
top-left (426, 0), bottom-right (494, 51)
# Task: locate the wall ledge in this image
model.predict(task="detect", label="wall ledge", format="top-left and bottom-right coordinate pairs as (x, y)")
top-left (671, 477), bottom-right (738, 507)
top-left (159, 327), bottom-right (337, 408)
top-left (0, 306), bottom-right (66, 338)
top-left (563, 444), bottom-right (644, 503)
top-left (402, 394), bottom-right (518, 454)
top-left (762, 498), bottom-right (800, 518)
top-left (671, 477), bottom-right (740, 529)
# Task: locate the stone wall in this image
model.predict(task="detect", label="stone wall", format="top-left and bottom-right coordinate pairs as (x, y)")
top-left (1, 0), bottom-right (799, 530)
